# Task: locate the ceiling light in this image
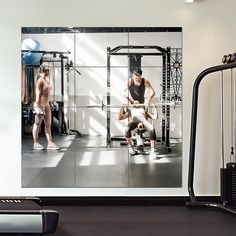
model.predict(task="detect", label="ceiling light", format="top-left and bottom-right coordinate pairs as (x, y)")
top-left (185, 0), bottom-right (195, 2)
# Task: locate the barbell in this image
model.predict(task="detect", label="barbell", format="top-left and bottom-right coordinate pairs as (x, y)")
top-left (61, 101), bottom-right (180, 110)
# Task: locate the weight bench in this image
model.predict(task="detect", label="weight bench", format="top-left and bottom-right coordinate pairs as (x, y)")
top-left (131, 123), bottom-right (150, 155)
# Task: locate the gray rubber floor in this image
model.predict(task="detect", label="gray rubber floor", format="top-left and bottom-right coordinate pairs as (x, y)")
top-left (45, 205), bottom-right (236, 236)
top-left (22, 135), bottom-right (182, 188)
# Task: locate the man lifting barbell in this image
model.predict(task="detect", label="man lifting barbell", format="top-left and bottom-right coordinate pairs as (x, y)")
top-left (118, 101), bottom-right (158, 158)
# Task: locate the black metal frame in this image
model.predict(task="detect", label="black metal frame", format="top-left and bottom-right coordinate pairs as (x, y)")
top-left (170, 48), bottom-right (182, 101)
top-left (187, 61), bottom-right (236, 215)
top-left (107, 45), bottom-right (171, 148)
top-left (22, 27), bottom-right (182, 34)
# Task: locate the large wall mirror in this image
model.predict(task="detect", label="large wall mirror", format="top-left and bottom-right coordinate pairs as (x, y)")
top-left (21, 27), bottom-right (182, 189)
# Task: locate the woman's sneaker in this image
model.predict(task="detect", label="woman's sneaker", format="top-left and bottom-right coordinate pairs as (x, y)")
top-left (129, 146), bottom-right (138, 156)
top-left (33, 143), bottom-right (44, 150)
top-left (149, 149), bottom-right (158, 159)
top-left (47, 143), bottom-right (60, 150)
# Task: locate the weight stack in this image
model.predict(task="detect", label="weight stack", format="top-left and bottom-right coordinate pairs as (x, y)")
top-left (220, 162), bottom-right (236, 205)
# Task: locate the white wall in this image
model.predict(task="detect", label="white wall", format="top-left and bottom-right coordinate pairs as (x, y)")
top-left (0, 0), bottom-right (235, 196)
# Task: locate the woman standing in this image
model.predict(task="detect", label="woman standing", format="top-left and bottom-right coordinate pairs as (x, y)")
top-left (32, 64), bottom-right (59, 150)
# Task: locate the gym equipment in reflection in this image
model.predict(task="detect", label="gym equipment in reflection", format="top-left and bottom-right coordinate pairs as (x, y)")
top-left (0, 198), bottom-right (58, 233)
top-left (107, 45), bottom-right (182, 149)
top-left (170, 48), bottom-right (182, 101)
top-left (130, 122), bottom-right (150, 156)
top-left (21, 48), bottom-right (81, 136)
top-left (21, 40), bottom-right (182, 150)
top-left (187, 53), bottom-right (236, 215)
top-left (21, 28), bottom-right (183, 189)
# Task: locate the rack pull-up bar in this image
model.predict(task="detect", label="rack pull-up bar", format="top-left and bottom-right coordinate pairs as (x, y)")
top-left (114, 53), bottom-right (163, 56)
top-left (109, 45), bottom-right (167, 55)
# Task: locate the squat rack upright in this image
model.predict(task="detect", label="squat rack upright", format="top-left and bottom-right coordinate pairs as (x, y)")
top-left (106, 45), bottom-right (171, 148)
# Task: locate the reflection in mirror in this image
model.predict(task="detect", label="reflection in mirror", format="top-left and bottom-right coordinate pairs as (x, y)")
top-left (21, 27), bottom-right (182, 189)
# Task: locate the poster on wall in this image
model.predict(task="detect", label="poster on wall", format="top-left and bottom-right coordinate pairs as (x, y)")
top-left (21, 27), bottom-right (182, 190)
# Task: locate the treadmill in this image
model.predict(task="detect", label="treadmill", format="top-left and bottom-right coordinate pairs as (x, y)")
top-left (0, 197), bottom-right (59, 233)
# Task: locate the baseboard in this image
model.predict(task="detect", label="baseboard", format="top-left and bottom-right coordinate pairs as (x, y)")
top-left (40, 196), bottom-right (221, 206)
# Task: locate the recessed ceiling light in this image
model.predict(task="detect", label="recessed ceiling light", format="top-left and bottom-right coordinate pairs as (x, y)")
top-left (186, 0), bottom-right (195, 3)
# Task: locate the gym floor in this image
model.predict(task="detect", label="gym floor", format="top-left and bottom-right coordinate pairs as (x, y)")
top-left (49, 205), bottom-right (236, 236)
top-left (22, 134), bottom-right (182, 188)
top-left (8, 203), bottom-right (236, 236)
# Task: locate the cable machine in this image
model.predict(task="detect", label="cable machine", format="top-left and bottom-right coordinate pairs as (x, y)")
top-left (187, 53), bottom-right (236, 215)
top-left (107, 45), bottom-right (171, 149)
